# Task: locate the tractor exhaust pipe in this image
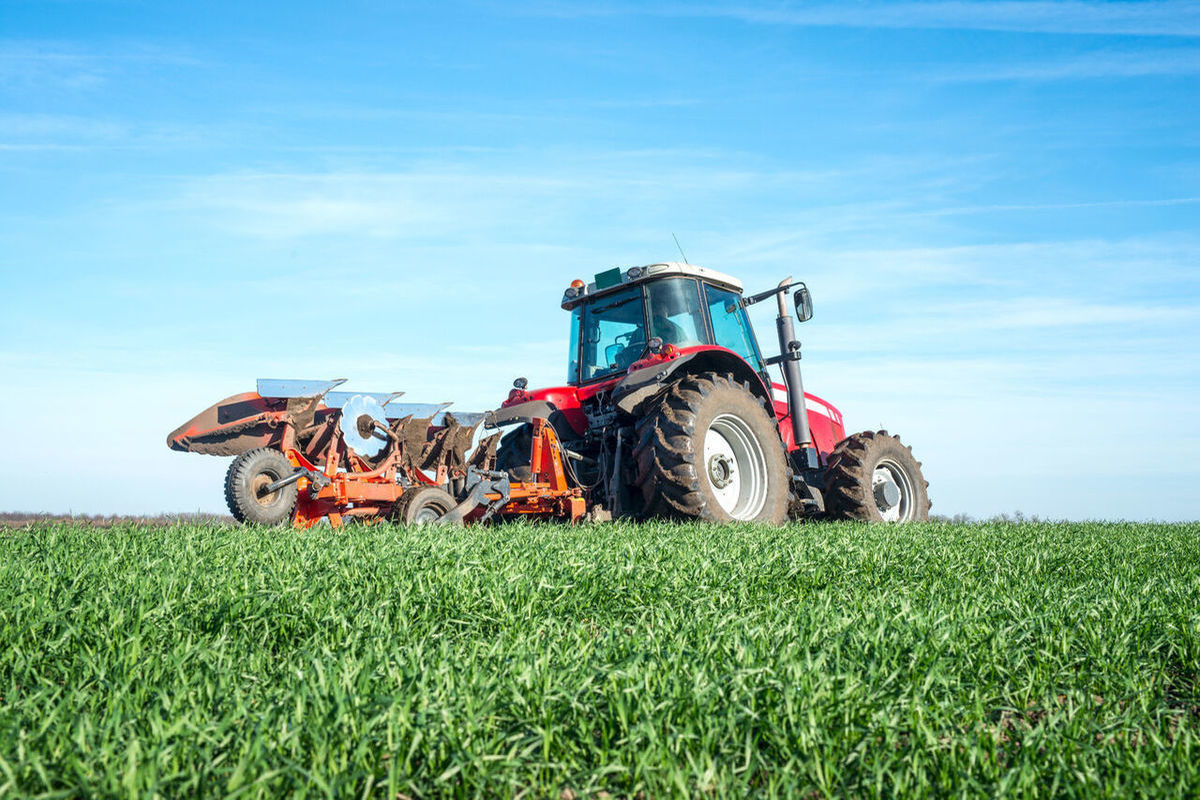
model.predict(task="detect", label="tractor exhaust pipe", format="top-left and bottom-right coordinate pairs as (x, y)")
top-left (774, 277), bottom-right (817, 469)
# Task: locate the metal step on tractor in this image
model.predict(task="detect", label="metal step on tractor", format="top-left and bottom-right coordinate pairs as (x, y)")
top-left (168, 263), bottom-right (930, 526)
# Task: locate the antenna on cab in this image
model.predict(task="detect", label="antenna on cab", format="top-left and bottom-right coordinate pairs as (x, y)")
top-left (672, 233), bottom-right (689, 264)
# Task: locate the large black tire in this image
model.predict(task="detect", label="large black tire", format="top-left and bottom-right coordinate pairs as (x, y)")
top-left (393, 486), bottom-right (459, 526)
top-left (632, 372), bottom-right (790, 523)
top-left (224, 448), bottom-right (299, 525)
top-left (824, 430), bottom-right (931, 522)
top-left (495, 424), bottom-right (534, 482)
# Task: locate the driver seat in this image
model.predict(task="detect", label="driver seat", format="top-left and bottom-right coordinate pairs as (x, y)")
top-left (650, 314), bottom-right (686, 345)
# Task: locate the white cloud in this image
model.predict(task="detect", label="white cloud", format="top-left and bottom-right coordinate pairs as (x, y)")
top-left (0, 40), bottom-right (200, 92)
top-left (718, 235), bottom-right (1200, 303)
top-left (176, 171), bottom-right (570, 239)
top-left (170, 152), bottom-right (988, 244)
top-left (521, 1), bottom-right (1200, 37)
top-left (938, 49), bottom-right (1200, 82)
top-left (0, 43), bottom-right (106, 89)
top-left (0, 113), bottom-right (127, 140)
top-left (0, 112), bottom-right (257, 152)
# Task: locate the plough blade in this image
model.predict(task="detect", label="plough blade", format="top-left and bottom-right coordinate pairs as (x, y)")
top-left (467, 433), bottom-right (501, 472)
top-left (421, 413), bottom-right (483, 472)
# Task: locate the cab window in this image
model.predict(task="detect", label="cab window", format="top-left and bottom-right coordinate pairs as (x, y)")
top-left (704, 284), bottom-right (762, 369)
top-left (567, 307), bottom-right (582, 383)
top-left (645, 278), bottom-right (705, 347)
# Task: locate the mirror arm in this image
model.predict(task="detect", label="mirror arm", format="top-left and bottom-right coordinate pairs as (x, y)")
top-left (725, 279), bottom-right (806, 313)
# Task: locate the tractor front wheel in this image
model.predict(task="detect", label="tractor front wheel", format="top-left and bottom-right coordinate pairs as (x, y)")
top-left (824, 431), bottom-right (931, 522)
top-left (632, 372), bottom-right (790, 523)
top-left (224, 448), bottom-right (299, 525)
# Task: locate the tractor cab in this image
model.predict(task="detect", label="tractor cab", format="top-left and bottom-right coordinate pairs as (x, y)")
top-left (561, 263), bottom-right (763, 386)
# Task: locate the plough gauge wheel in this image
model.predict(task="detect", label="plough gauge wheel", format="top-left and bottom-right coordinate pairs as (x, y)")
top-left (394, 486), bottom-right (460, 526)
top-left (225, 448), bottom-right (299, 525)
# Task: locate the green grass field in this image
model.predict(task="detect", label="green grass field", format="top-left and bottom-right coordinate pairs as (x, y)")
top-left (1, 521), bottom-right (1197, 798)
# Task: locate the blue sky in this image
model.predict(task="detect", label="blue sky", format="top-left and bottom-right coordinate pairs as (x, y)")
top-left (1, 0), bottom-right (1197, 520)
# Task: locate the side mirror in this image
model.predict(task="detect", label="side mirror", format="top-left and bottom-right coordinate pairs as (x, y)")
top-left (794, 285), bottom-right (813, 322)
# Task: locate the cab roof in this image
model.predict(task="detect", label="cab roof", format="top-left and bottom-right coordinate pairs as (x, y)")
top-left (561, 262), bottom-right (743, 310)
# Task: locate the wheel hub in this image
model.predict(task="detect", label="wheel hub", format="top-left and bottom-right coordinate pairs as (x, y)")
top-left (707, 453), bottom-right (735, 489)
top-left (874, 478), bottom-right (901, 510)
top-left (251, 473), bottom-right (279, 507)
top-left (871, 458), bottom-right (915, 522)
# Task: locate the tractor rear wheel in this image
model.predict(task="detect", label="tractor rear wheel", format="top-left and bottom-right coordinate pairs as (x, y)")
top-left (224, 448), bottom-right (299, 525)
top-left (824, 430), bottom-right (930, 522)
top-left (632, 372), bottom-right (790, 523)
top-left (394, 486), bottom-right (459, 526)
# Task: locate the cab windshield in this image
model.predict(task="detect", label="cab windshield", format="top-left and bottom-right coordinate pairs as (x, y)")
top-left (575, 285), bottom-right (645, 382)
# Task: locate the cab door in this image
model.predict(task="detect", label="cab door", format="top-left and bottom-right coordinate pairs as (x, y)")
top-left (701, 283), bottom-right (765, 370)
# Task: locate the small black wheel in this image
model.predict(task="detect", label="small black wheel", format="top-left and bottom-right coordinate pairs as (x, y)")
top-left (495, 424), bottom-right (534, 482)
top-left (394, 486), bottom-right (459, 526)
top-left (631, 371), bottom-right (790, 523)
top-left (224, 448), bottom-right (299, 525)
top-left (824, 430), bottom-right (931, 522)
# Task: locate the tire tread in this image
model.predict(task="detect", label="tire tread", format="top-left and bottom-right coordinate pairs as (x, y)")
top-left (631, 371), bottom-right (788, 523)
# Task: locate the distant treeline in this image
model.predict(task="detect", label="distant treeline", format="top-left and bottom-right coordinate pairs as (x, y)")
top-left (0, 512), bottom-right (236, 527)
top-left (931, 511), bottom-right (1045, 524)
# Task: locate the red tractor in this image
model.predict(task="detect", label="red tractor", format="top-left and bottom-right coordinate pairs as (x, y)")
top-left (168, 262), bottom-right (929, 525)
top-left (490, 262), bottom-right (929, 524)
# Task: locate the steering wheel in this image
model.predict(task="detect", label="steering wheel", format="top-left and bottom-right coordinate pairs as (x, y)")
top-left (605, 331), bottom-right (646, 370)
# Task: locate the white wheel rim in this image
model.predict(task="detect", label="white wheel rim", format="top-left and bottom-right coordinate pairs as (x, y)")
top-left (703, 413), bottom-right (769, 520)
top-left (872, 458), bottom-right (915, 522)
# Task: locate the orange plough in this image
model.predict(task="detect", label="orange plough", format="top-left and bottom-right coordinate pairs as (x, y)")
top-left (286, 417), bottom-right (585, 528)
top-left (167, 378), bottom-right (590, 527)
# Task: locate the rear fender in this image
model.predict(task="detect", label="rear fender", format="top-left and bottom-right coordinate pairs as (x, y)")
top-left (487, 399), bottom-right (582, 443)
top-left (612, 348), bottom-right (771, 416)
top-left (488, 400), bottom-right (557, 428)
